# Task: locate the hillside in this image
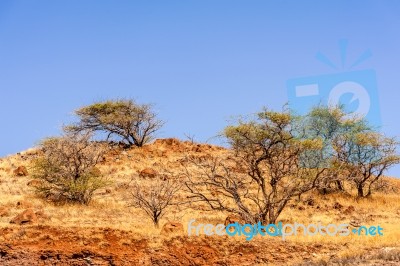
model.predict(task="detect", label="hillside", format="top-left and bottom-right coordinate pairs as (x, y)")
top-left (0, 138), bottom-right (399, 266)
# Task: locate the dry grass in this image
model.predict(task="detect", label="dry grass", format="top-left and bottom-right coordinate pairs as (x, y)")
top-left (0, 139), bottom-right (399, 265)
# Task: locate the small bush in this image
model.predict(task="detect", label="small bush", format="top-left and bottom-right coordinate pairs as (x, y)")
top-left (131, 178), bottom-right (181, 227)
top-left (31, 132), bottom-right (108, 205)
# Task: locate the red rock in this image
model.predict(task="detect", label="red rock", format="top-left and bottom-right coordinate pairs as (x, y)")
top-left (27, 180), bottom-right (43, 188)
top-left (139, 168), bottom-right (158, 179)
top-left (14, 166), bottom-right (28, 177)
top-left (35, 210), bottom-right (48, 220)
top-left (224, 214), bottom-right (245, 226)
top-left (161, 222), bottom-right (184, 236)
top-left (16, 200), bottom-right (33, 209)
top-left (0, 207), bottom-right (10, 217)
top-left (333, 202), bottom-right (343, 210)
top-left (343, 205), bottom-right (356, 215)
top-left (154, 138), bottom-right (181, 146)
top-left (10, 209), bottom-right (37, 225)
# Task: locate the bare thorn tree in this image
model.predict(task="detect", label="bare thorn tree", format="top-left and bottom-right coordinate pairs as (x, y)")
top-left (131, 178), bottom-right (181, 227)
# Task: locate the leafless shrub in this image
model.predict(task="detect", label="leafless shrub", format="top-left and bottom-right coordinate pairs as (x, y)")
top-left (130, 177), bottom-right (181, 227)
top-left (184, 133), bottom-right (197, 144)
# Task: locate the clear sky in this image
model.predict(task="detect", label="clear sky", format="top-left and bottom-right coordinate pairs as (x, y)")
top-left (1, 1), bottom-right (400, 176)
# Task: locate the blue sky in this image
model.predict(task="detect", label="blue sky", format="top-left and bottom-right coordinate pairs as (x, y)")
top-left (1, 1), bottom-right (400, 176)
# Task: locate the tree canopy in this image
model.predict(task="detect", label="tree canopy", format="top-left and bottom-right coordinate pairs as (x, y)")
top-left (66, 99), bottom-right (163, 147)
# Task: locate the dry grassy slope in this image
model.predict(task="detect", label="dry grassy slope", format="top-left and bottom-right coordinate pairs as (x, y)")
top-left (0, 138), bottom-right (399, 266)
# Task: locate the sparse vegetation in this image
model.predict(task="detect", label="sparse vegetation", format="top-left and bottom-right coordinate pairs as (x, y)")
top-left (65, 99), bottom-right (164, 147)
top-left (1, 102), bottom-right (399, 265)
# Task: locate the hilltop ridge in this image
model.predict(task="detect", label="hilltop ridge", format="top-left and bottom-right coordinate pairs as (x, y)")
top-left (0, 138), bottom-right (399, 265)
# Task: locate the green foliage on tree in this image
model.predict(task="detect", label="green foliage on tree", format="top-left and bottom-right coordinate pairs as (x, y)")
top-left (66, 99), bottom-right (164, 147)
top-left (302, 104), bottom-right (399, 197)
top-left (185, 104), bottom-right (400, 225)
top-left (186, 108), bottom-right (327, 224)
top-left (334, 130), bottom-right (400, 197)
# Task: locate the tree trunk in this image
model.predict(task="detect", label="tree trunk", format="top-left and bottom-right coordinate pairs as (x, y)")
top-left (357, 184), bottom-right (364, 198)
top-left (153, 219), bottom-right (159, 228)
top-left (336, 181), bottom-right (344, 191)
top-left (320, 187), bottom-right (328, 195)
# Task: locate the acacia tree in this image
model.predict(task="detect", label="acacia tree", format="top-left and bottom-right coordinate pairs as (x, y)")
top-left (31, 132), bottom-right (108, 205)
top-left (302, 105), bottom-right (370, 194)
top-left (65, 99), bottom-right (163, 147)
top-left (333, 131), bottom-right (400, 198)
top-left (185, 109), bottom-right (326, 224)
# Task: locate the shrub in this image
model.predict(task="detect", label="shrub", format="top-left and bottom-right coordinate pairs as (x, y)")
top-left (131, 178), bottom-right (181, 227)
top-left (31, 132), bottom-right (108, 205)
